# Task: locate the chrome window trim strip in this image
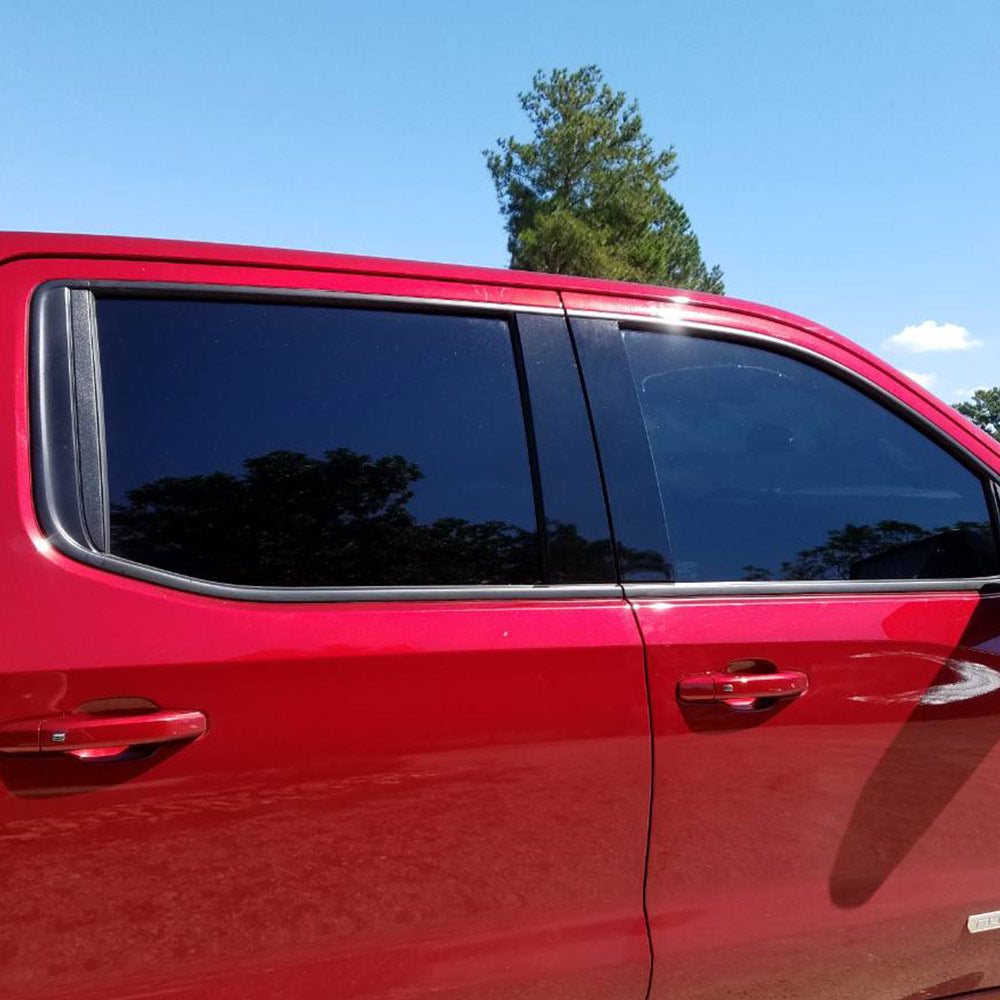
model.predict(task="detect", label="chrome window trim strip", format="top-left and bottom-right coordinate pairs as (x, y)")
top-left (57, 279), bottom-right (567, 315)
top-left (625, 579), bottom-right (998, 600)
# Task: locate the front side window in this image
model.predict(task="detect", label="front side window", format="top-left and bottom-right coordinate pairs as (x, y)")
top-left (621, 329), bottom-right (999, 583)
top-left (96, 298), bottom-right (541, 587)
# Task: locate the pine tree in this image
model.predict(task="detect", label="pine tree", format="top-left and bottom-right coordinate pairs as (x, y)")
top-left (485, 66), bottom-right (724, 293)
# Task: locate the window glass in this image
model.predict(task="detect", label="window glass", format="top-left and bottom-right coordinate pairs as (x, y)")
top-left (97, 297), bottom-right (540, 587)
top-left (621, 330), bottom-right (999, 582)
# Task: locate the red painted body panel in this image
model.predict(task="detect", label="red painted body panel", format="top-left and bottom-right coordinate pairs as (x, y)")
top-left (0, 249), bottom-right (651, 1000)
top-left (2, 233), bottom-right (1000, 1000)
top-left (0, 595), bottom-right (650, 1000)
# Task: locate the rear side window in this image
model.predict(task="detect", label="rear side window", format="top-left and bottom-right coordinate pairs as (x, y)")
top-left (95, 298), bottom-right (541, 587)
top-left (621, 330), bottom-right (1000, 583)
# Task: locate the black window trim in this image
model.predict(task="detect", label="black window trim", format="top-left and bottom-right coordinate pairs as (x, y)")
top-left (31, 279), bottom-right (622, 603)
top-left (568, 311), bottom-right (1000, 599)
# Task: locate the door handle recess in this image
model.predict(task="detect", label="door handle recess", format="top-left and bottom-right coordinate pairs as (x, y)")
top-left (0, 710), bottom-right (207, 755)
top-left (677, 671), bottom-right (808, 707)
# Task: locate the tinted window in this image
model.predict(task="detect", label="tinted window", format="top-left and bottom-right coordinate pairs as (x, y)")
top-left (622, 330), bottom-right (999, 582)
top-left (97, 298), bottom-right (540, 587)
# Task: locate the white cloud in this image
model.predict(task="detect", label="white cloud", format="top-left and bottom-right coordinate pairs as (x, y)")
top-left (954, 386), bottom-right (988, 401)
top-left (902, 370), bottom-right (937, 389)
top-left (886, 320), bottom-right (982, 353)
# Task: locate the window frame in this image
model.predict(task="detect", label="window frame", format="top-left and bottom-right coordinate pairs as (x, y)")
top-left (31, 280), bottom-right (620, 602)
top-left (568, 312), bottom-right (1000, 599)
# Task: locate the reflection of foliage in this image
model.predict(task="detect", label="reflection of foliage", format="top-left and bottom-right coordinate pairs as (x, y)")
top-left (110, 448), bottom-right (633, 587)
top-left (783, 520), bottom-right (931, 580)
top-left (111, 448), bottom-right (539, 586)
top-left (547, 520), bottom-right (615, 583)
top-left (743, 519), bottom-right (993, 582)
top-left (545, 520), bottom-right (670, 583)
top-left (741, 564), bottom-right (775, 582)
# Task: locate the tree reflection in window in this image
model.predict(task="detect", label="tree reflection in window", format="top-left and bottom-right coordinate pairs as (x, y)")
top-left (742, 519), bottom-right (997, 582)
top-left (109, 448), bottom-right (645, 587)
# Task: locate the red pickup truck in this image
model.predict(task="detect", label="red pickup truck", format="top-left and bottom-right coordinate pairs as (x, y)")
top-left (2, 231), bottom-right (999, 1000)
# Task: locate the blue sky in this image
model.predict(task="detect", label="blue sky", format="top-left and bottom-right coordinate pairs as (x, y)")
top-left (1, 0), bottom-right (997, 402)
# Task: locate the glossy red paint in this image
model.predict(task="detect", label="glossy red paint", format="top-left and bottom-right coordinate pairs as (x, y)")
top-left (0, 243), bottom-right (651, 1000)
top-left (2, 232), bottom-right (1000, 1000)
top-left (0, 596), bottom-right (650, 1000)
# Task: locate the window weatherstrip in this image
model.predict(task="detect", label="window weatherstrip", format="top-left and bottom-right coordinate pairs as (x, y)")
top-left (988, 480), bottom-right (1000, 563)
top-left (51, 279), bottom-right (566, 316)
top-left (624, 578), bottom-right (1000, 599)
top-left (69, 289), bottom-right (109, 551)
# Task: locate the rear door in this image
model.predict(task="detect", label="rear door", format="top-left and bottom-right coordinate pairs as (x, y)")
top-left (0, 256), bottom-right (652, 1000)
top-left (569, 295), bottom-right (1000, 1000)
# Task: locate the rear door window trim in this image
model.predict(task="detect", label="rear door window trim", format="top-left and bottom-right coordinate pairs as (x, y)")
top-left (31, 279), bottom-right (621, 603)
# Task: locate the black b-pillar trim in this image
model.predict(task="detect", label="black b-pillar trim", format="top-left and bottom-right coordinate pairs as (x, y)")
top-left (568, 317), bottom-right (674, 582)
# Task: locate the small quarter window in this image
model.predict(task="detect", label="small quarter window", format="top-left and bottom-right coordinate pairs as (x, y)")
top-left (95, 297), bottom-right (541, 587)
top-left (621, 330), bottom-right (1000, 583)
